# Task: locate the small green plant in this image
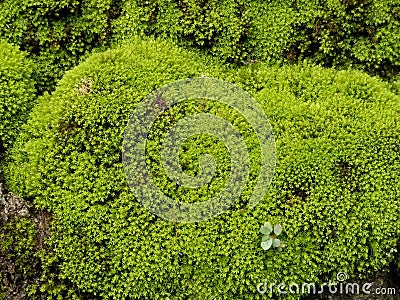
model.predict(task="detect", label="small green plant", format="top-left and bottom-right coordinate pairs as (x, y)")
top-left (260, 222), bottom-right (285, 251)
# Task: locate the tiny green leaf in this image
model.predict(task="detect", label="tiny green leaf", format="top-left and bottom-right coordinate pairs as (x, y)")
top-left (260, 226), bottom-right (270, 235)
top-left (272, 238), bottom-right (281, 247)
top-left (260, 222), bottom-right (273, 235)
top-left (261, 238), bottom-right (273, 250)
top-left (274, 224), bottom-right (282, 236)
top-left (261, 235), bottom-right (269, 242)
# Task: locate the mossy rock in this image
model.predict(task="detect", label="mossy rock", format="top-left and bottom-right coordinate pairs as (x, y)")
top-left (4, 39), bottom-right (400, 299)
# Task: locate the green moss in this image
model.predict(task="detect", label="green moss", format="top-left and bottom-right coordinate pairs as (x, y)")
top-left (114, 0), bottom-right (400, 77)
top-left (0, 0), bottom-right (121, 93)
top-left (113, 0), bottom-right (251, 63)
top-left (0, 40), bottom-right (36, 153)
top-left (4, 39), bottom-right (400, 299)
top-left (1, 0), bottom-right (399, 95)
top-left (0, 217), bottom-right (37, 276)
top-left (0, 214), bottom-right (90, 299)
top-left (236, 62), bottom-right (400, 281)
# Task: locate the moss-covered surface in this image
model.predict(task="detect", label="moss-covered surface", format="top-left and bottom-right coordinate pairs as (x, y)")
top-left (0, 1), bottom-right (399, 298)
top-left (0, 40), bottom-right (36, 153)
top-left (1, 0), bottom-right (400, 94)
top-left (3, 38), bottom-right (399, 298)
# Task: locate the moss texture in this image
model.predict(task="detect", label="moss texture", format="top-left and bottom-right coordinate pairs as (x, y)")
top-left (1, 0), bottom-right (399, 94)
top-left (0, 40), bottom-right (36, 153)
top-left (4, 38), bottom-right (399, 299)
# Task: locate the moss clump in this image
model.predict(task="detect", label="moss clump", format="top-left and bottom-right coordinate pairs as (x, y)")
top-left (0, 217), bottom-right (36, 275)
top-left (1, 0), bottom-right (399, 95)
top-left (0, 40), bottom-right (36, 153)
top-left (113, 0), bottom-right (400, 78)
top-left (0, 0), bottom-right (122, 93)
top-left (236, 62), bottom-right (400, 283)
top-left (4, 38), bottom-right (400, 299)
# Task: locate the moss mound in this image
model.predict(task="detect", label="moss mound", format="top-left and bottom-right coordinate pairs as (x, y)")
top-left (114, 0), bottom-right (400, 77)
top-left (4, 38), bottom-right (400, 299)
top-left (0, 0), bottom-right (121, 93)
top-left (1, 0), bottom-right (399, 95)
top-left (0, 41), bottom-right (36, 153)
top-left (236, 62), bottom-right (400, 285)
